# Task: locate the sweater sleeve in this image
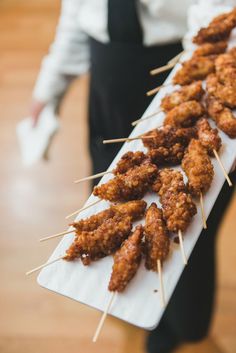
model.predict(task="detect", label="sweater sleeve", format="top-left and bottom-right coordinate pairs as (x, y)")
top-left (33, 0), bottom-right (90, 103)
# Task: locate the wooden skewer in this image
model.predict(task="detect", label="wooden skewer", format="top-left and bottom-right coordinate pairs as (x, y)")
top-left (178, 230), bottom-right (187, 265)
top-left (150, 62), bottom-right (175, 76)
top-left (39, 229), bottom-right (75, 242)
top-left (157, 259), bottom-right (165, 307)
top-left (168, 50), bottom-right (185, 65)
top-left (131, 109), bottom-right (162, 126)
top-left (200, 192), bottom-right (207, 229)
top-left (213, 149), bottom-right (232, 187)
top-left (26, 255), bottom-right (65, 276)
top-left (146, 82), bottom-right (173, 97)
top-left (74, 170), bottom-right (112, 184)
top-left (92, 292), bottom-right (116, 343)
top-left (150, 50), bottom-right (185, 77)
top-left (65, 199), bottom-right (102, 220)
top-left (103, 135), bottom-right (156, 144)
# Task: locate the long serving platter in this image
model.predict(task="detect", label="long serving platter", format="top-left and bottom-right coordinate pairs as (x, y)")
top-left (37, 40), bottom-right (236, 330)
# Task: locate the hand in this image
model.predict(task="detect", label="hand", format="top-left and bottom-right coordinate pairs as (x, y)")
top-left (30, 99), bottom-right (46, 127)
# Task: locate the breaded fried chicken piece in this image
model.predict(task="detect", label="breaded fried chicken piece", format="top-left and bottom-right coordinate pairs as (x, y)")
top-left (161, 81), bottom-right (204, 112)
top-left (147, 143), bottom-right (186, 166)
top-left (142, 125), bottom-right (196, 150)
top-left (206, 74), bottom-right (236, 108)
top-left (193, 41), bottom-right (227, 57)
top-left (153, 169), bottom-right (197, 233)
top-left (108, 225), bottom-right (143, 292)
top-left (182, 139), bottom-right (214, 197)
top-left (164, 101), bottom-right (204, 128)
top-left (65, 215), bottom-right (132, 264)
top-left (173, 56), bottom-right (215, 85)
top-left (113, 151), bottom-right (150, 175)
top-left (206, 96), bottom-right (236, 138)
top-left (215, 53), bottom-right (236, 88)
top-left (144, 203), bottom-right (170, 270)
top-left (193, 9), bottom-right (236, 44)
top-left (72, 200), bottom-right (147, 231)
top-left (93, 163), bottom-right (158, 202)
top-left (196, 118), bottom-right (222, 155)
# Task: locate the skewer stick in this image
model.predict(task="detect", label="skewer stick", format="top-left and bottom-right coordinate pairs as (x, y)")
top-left (168, 50), bottom-right (185, 65)
top-left (74, 170), bottom-right (112, 184)
top-left (103, 135), bottom-right (156, 144)
top-left (146, 82), bottom-right (173, 97)
top-left (92, 292), bottom-right (116, 343)
top-left (65, 199), bottom-right (101, 220)
top-left (178, 230), bottom-right (187, 265)
top-left (200, 192), bottom-right (207, 229)
top-left (157, 259), bottom-right (165, 307)
top-left (39, 229), bottom-right (75, 242)
top-left (26, 255), bottom-right (65, 276)
top-left (150, 62), bottom-right (175, 76)
top-left (131, 109), bottom-right (162, 126)
top-left (213, 149), bottom-right (232, 187)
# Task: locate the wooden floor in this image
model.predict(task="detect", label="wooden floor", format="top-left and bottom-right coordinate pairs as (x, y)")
top-left (0, 1), bottom-right (235, 352)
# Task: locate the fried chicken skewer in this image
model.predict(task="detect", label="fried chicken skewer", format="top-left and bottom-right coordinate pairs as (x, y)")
top-left (93, 225), bottom-right (144, 342)
top-left (181, 139), bottom-right (214, 228)
top-left (193, 9), bottom-right (236, 45)
top-left (152, 169), bottom-right (197, 264)
top-left (93, 163), bottom-right (158, 203)
top-left (75, 125), bottom-right (196, 184)
top-left (143, 203), bottom-right (170, 306)
top-left (149, 40), bottom-right (227, 78)
top-left (39, 200), bottom-right (147, 242)
top-left (146, 55), bottom-right (215, 97)
top-left (105, 101), bottom-right (203, 146)
top-left (74, 151), bottom-right (149, 184)
top-left (64, 214), bottom-right (132, 265)
top-left (196, 118), bottom-right (232, 186)
top-left (132, 81), bottom-right (204, 126)
top-left (206, 96), bottom-right (236, 138)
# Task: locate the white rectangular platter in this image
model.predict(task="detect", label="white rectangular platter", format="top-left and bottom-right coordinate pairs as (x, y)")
top-left (37, 48), bottom-right (236, 330)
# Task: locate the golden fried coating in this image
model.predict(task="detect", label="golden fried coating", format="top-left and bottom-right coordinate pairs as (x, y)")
top-left (108, 225), bottom-right (143, 292)
top-left (164, 100), bottom-right (204, 128)
top-left (147, 143), bottom-right (186, 166)
top-left (161, 81), bottom-right (204, 112)
top-left (143, 125), bottom-right (196, 150)
top-left (65, 215), bottom-right (132, 264)
top-left (152, 169), bottom-right (185, 195)
top-left (71, 208), bottom-right (115, 232)
top-left (173, 56), bottom-right (215, 85)
top-left (113, 151), bottom-right (150, 175)
top-left (206, 96), bottom-right (236, 138)
top-left (153, 169), bottom-right (197, 233)
top-left (193, 9), bottom-right (236, 44)
top-left (161, 191), bottom-right (197, 233)
top-left (215, 53), bottom-right (236, 87)
top-left (93, 163), bottom-right (158, 202)
top-left (144, 203), bottom-right (170, 270)
top-left (206, 73), bottom-right (236, 108)
top-left (182, 139), bottom-right (214, 197)
top-left (193, 41), bottom-right (227, 57)
top-left (72, 200), bottom-right (147, 232)
top-left (196, 118), bottom-right (222, 155)
top-left (112, 200), bottom-right (147, 221)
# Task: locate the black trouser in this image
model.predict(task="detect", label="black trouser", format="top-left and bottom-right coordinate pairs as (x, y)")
top-left (88, 38), bottom-right (235, 352)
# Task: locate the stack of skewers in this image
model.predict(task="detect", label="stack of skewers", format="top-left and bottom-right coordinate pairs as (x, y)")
top-left (27, 8), bottom-right (236, 342)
